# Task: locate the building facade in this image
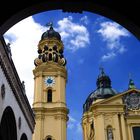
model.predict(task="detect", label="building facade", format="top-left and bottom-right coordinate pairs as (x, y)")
top-left (82, 69), bottom-right (140, 140)
top-left (0, 37), bottom-right (35, 140)
top-left (32, 25), bottom-right (69, 140)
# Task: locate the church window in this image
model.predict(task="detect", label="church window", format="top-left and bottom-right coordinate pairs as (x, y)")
top-left (47, 89), bottom-right (52, 102)
top-left (107, 126), bottom-right (114, 140)
top-left (46, 135), bottom-right (52, 140)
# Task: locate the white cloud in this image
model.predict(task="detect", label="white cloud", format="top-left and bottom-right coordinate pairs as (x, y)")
top-left (3, 16), bottom-right (90, 106)
top-left (4, 16), bottom-right (47, 106)
top-left (76, 122), bottom-right (82, 133)
top-left (57, 16), bottom-right (90, 52)
top-left (97, 21), bottom-right (130, 61)
top-left (80, 16), bottom-right (89, 25)
top-left (68, 115), bottom-right (82, 134)
top-left (101, 52), bottom-right (116, 61)
top-left (78, 58), bottom-right (84, 64)
top-left (118, 45), bottom-right (127, 54)
top-left (97, 21), bottom-right (129, 43)
top-left (68, 116), bottom-right (76, 129)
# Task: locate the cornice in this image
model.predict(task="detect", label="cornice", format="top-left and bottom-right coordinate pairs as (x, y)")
top-left (33, 106), bottom-right (69, 121)
top-left (38, 38), bottom-right (64, 50)
top-left (33, 106), bottom-right (69, 114)
top-left (0, 37), bottom-right (35, 132)
top-left (33, 62), bottom-right (67, 79)
top-left (90, 103), bottom-right (124, 112)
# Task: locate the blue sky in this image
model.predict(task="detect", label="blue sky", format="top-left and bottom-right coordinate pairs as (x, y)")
top-left (4, 10), bottom-right (140, 140)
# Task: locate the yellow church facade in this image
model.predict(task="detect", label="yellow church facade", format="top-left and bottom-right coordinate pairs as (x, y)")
top-left (82, 69), bottom-right (140, 140)
top-left (31, 22), bottom-right (140, 140)
top-left (32, 24), bottom-right (69, 140)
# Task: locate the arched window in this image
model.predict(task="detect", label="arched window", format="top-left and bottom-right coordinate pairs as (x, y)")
top-left (49, 53), bottom-right (52, 61)
top-left (46, 135), bottom-right (53, 140)
top-left (47, 89), bottom-right (52, 102)
top-left (107, 126), bottom-right (114, 140)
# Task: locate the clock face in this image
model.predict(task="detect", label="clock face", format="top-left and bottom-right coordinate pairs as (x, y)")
top-left (44, 76), bottom-right (55, 87)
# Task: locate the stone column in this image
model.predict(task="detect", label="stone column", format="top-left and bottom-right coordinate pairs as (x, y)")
top-left (120, 114), bottom-right (127, 140)
top-left (96, 114), bottom-right (105, 140)
top-left (113, 114), bottom-right (121, 140)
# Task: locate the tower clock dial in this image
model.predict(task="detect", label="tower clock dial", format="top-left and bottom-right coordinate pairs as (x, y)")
top-left (44, 76), bottom-right (55, 87)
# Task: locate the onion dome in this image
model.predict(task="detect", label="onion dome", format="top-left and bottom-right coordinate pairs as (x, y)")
top-left (83, 68), bottom-right (117, 112)
top-left (34, 23), bottom-right (66, 67)
top-left (41, 25), bottom-right (61, 41)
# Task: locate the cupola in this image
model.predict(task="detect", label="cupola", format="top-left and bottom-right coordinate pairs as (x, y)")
top-left (83, 68), bottom-right (117, 112)
top-left (34, 23), bottom-right (66, 67)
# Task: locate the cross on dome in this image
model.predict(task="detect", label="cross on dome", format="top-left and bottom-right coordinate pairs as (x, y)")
top-left (46, 22), bottom-right (53, 29)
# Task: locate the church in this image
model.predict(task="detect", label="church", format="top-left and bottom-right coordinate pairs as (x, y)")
top-left (32, 24), bottom-right (140, 140)
top-left (82, 68), bottom-right (140, 140)
top-left (0, 0), bottom-right (140, 139)
top-left (1, 22), bottom-right (140, 140)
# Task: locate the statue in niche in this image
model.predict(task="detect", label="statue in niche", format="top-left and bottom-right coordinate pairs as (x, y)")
top-left (107, 127), bottom-right (113, 140)
top-left (22, 81), bottom-right (26, 94)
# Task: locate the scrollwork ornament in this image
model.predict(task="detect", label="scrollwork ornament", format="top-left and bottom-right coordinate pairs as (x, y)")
top-left (123, 92), bottom-right (140, 112)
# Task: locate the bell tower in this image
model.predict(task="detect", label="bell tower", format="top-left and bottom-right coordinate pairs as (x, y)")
top-left (32, 24), bottom-right (69, 140)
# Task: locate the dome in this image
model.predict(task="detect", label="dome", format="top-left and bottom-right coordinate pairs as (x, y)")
top-left (41, 26), bottom-right (61, 41)
top-left (34, 23), bottom-right (67, 67)
top-left (83, 68), bottom-right (117, 112)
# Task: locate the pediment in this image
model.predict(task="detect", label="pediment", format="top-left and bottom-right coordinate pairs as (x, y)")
top-left (89, 88), bottom-right (140, 115)
top-left (92, 88), bottom-right (140, 106)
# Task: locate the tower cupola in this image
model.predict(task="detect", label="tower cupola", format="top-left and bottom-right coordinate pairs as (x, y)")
top-left (41, 25), bottom-right (61, 41)
top-left (32, 22), bottom-right (68, 140)
top-left (34, 24), bottom-right (66, 67)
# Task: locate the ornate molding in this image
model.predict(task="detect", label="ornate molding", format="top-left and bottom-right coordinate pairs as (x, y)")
top-left (0, 38), bottom-right (35, 132)
top-left (33, 62), bottom-right (67, 79)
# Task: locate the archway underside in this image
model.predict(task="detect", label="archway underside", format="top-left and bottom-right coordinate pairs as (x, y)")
top-left (0, 1), bottom-right (140, 40)
top-left (0, 107), bottom-right (17, 140)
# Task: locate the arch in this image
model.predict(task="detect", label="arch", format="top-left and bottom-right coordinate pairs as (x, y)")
top-left (0, 106), bottom-right (17, 140)
top-left (0, 2), bottom-right (140, 41)
top-left (47, 138), bottom-right (51, 140)
top-left (20, 133), bottom-right (28, 140)
top-left (45, 135), bottom-right (54, 140)
top-left (47, 89), bottom-right (52, 102)
top-left (48, 53), bottom-right (52, 61)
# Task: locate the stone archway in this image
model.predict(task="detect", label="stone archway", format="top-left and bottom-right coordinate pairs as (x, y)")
top-left (0, 106), bottom-right (17, 140)
top-left (0, 1), bottom-right (140, 41)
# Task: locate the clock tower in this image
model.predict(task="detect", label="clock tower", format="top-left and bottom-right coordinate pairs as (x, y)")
top-left (32, 25), bottom-right (69, 140)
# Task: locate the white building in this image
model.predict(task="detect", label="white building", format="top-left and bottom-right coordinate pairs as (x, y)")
top-left (0, 37), bottom-right (35, 140)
